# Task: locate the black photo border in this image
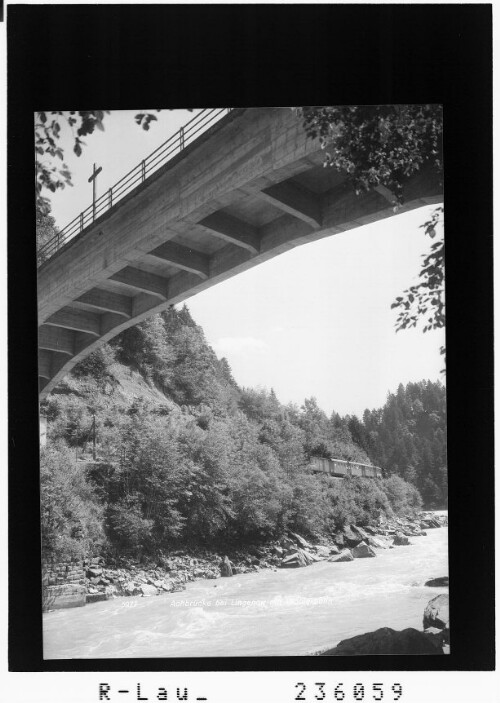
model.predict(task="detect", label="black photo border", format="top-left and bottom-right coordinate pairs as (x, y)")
top-left (7, 3), bottom-right (494, 673)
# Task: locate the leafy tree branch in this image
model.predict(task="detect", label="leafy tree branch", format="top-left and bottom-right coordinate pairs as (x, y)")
top-left (391, 206), bottom-right (445, 360)
top-left (295, 105), bottom-right (442, 205)
top-left (35, 110), bottom-right (163, 215)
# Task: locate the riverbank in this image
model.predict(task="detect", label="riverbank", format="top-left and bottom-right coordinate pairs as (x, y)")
top-left (64, 510), bottom-right (447, 607)
top-left (43, 521), bottom-right (448, 659)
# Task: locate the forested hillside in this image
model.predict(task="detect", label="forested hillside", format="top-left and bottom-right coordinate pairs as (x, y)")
top-left (347, 381), bottom-right (447, 507)
top-left (40, 306), bottom-right (436, 564)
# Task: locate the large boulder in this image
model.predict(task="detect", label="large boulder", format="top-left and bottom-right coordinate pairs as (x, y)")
top-left (423, 594), bottom-right (449, 630)
top-left (281, 551), bottom-right (307, 568)
top-left (281, 548), bottom-right (318, 568)
top-left (352, 542), bottom-right (377, 558)
top-left (328, 548), bottom-right (354, 563)
top-left (140, 584), bottom-right (158, 597)
top-left (334, 533), bottom-right (345, 548)
top-left (124, 581), bottom-right (141, 596)
top-left (289, 531), bottom-right (312, 549)
top-left (367, 535), bottom-right (389, 549)
top-left (319, 627), bottom-right (444, 655)
top-left (421, 517), bottom-right (441, 529)
top-left (351, 525), bottom-right (370, 541)
top-left (343, 525), bottom-right (362, 546)
top-left (425, 576), bottom-right (449, 588)
top-left (280, 536), bottom-right (296, 550)
top-left (315, 545), bottom-right (332, 559)
top-left (105, 584), bottom-right (117, 599)
top-left (424, 626), bottom-right (449, 648)
top-left (393, 533), bottom-right (411, 546)
top-left (220, 556), bottom-right (233, 577)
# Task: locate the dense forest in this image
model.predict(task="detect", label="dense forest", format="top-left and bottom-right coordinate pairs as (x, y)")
top-left (40, 305), bottom-right (445, 564)
top-left (347, 381), bottom-right (447, 507)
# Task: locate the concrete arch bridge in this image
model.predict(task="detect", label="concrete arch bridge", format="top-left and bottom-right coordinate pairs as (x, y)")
top-left (38, 107), bottom-right (442, 399)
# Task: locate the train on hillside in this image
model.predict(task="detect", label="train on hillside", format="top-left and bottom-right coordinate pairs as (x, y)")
top-left (310, 457), bottom-right (383, 479)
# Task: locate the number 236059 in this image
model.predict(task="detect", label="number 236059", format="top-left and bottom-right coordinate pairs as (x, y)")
top-left (294, 682), bottom-right (403, 701)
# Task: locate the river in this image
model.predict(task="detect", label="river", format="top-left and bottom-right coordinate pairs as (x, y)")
top-left (43, 523), bottom-right (448, 659)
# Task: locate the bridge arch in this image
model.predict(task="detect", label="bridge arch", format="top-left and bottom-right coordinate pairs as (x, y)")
top-left (38, 107), bottom-right (442, 398)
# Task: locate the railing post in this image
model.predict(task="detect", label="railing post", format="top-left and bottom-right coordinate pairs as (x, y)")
top-left (141, 160), bottom-right (146, 182)
top-left (80, 213), bottom-right (83, 232)
top-left (179, 126), bottom-right (185, 151)
top-left (109, 187), bottom-right (113, 208)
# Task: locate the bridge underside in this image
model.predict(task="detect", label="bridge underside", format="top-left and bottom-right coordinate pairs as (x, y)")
top-left (38, 108), bottom-right (442, 398)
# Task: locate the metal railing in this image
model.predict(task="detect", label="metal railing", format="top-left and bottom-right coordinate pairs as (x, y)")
top-left (38, 108), bottom-right (234, 264)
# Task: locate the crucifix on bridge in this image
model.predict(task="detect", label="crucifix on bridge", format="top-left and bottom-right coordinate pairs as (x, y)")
top-left (88, 163), bottom-right (103, 221)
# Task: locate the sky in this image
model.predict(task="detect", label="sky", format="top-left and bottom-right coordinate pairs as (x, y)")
top-left (44, 109), bottom-right (445, 418)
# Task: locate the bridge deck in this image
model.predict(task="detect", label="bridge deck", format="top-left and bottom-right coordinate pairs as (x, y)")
top-left (38, 108), bottom-right (442, 398)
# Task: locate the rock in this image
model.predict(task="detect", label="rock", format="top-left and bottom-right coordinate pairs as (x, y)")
top-left (86, 592), bottom-right (108, 604)
top-left (367, 535), bottom-right (389, 549)
top-left (289, 531), bottom-right (312, 549)
top-left (86, 567), bottom-right (103, 578)
top-left (302, 548), bottom-right (320, 564)
top-left (425, 576), bottom-right (449, 588)
top-left (140, 584), bottom-right (158, 597)
top-left (351, 525), bottom-right (370, 541)
top-left (423, 626), bottom-right (449, 648)
top-left (352, 542), bottom-right (377, 558)
top-left (124, 582), bottom-right (140, 596)
top-left (393, 533), bottom-right (411, 546)
top-left (281, 551), bottom-right (307, 568)
top-left (423, 594), bottom-right (449, 630)
top-left (328, 549), bottom-right (354, 562)
top-left (343, 525), bottom-right (362, 546)
top-left (319, 627), bottom-right (444, 655)
top-left (334, 534), bottom-right (345, 548)
top-left (220, 556), bottom-right (233, 577)
top-left (421, 517), bottom-right (441, 529)
top-left (279, 547), bottom-right (319, 567)
top-left (424, 626), bottom-right (444, 636)
top-left (314, 545), bottom-right (332, 558)
top-left (280, 536), bottom-right (296, 550)
top-left (272, 545), bottom-right (284, 557)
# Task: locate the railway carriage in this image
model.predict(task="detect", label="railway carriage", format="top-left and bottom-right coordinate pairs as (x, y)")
top-left (310, 457), bottom-right (383, 479)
